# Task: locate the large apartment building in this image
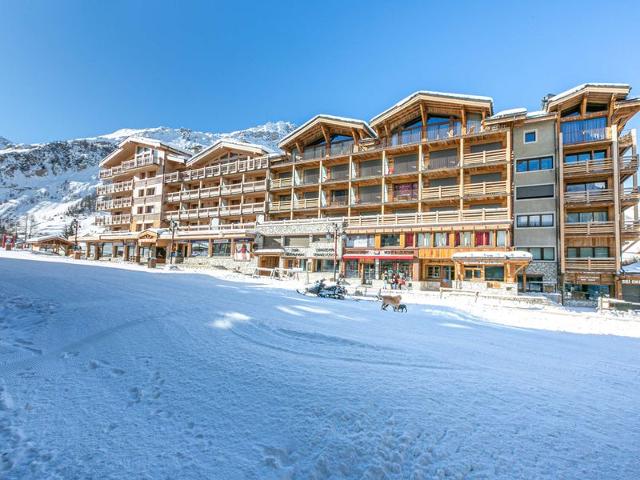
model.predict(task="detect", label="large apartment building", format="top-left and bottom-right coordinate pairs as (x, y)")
top-left (82, 83), bottom-right (640, 300)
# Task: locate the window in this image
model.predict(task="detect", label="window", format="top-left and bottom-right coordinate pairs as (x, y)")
top-left (565, 150), bottom-right (607, 164)
top-left (485, 266), bottom-right (505, 281)
top-left (405, 233), bottom-right (415, 247)
top-left (516, 214), bottom-right (554, 227)
top-left (516, 156), bottom-right (553, 172)
top-left (137, 206), bottom-right (143, 214)
top-left (146, 187), bottom-right (155, 196)
top-left (567, 247), bottom-right (609, 258)
top-left (566, 181), bottom-right (606, 192)
top-left (380, 234), bottom-right (400, 247)
top-left (145, 205), bottom-right (154, 214)
top-left (455, 232), bottom-right (472, 247)
top-left (464, 267), bottom-right (482, 280)
top-left (496, 231), bottom-right (507, 247)
top-left (475, 231), bottom-right (491, 246)
top-left (566, 211), bottom-right (608, 223)
top-left (516, 184), bottom-right (554, 199)
top-left (417, 233), bottom-right (432, 247)
top-left (346, 235), bottom-right (374, 248)
top-left (520, 247), bottom-right (555, 261)
top-left (190, 240), bottom-right (208, 257)
top-left (138, 189), bottom-right (145, 197)
top-left (212, 240), bottom-right (231, 257)
top-left (524, 130), bottom-right (537, 143)
top-left (434, 232), bottom-right (449, 247)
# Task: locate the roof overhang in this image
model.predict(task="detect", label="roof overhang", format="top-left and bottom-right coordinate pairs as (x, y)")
top-left (370, 90), bottom-right (494, 131)
top-left (99, 137), bottom-right (191, 167)
top-left (187, 139), bottom-right (269, 166)
top-left (27, 235), bottom-right (73, 245)
top-left (278, 115), bottom-right (376, 151)
top-left (544, 83), bottom-right (631, 112)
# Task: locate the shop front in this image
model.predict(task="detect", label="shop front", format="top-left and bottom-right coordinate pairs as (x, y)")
top-left (564, 273), bottom-right (615, 301)
top-left (342, 250), bottom-right (417, 286)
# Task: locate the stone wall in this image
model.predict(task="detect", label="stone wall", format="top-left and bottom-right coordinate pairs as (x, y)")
top-left (182, 255), bottom-right (257, 274)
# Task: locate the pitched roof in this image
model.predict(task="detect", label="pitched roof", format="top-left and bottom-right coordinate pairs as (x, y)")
top-left (187, 139), bottom-right (270, 165)
top-left (100, 136), bottom-right (192, 166)
top-left (278, 114), bottom-right (376, 149)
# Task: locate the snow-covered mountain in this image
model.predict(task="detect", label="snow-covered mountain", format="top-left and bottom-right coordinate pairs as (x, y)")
top-left (0, 121), bottom-right (295, 237)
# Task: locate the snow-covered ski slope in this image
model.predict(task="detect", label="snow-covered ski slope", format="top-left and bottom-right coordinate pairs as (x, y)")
top-left (1, 252), bottom-right (639, 479)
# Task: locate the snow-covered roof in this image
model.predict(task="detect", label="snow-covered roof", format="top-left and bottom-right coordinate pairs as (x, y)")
top-left (488, 108), bottom-right (527, 120)
top-left (622, 261), bottom-right (640, 274)
top-left (452, 251), bottom-right (533, 261)
top-left (27, 235), bottom-right (72, 245)
top-left (546, 83), bottom-right (630, 104)
top-left (278, 114), bottom-right (376, 149)
top-left (187, 139), bottom-right (269, 165)
top-left (100, 136), bottom-right (192, 166)
top-left (370, 90), bottom-right (493, 126)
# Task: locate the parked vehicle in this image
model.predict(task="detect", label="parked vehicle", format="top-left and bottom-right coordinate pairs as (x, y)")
top-left (297, 279), bottom-right (347, 300)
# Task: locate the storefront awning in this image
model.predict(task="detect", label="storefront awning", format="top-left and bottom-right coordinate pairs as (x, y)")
top-left (343, 254), bottom-right (414, 261)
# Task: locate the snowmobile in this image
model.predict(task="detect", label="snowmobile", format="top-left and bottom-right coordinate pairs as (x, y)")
top-left (297, 279), bottom-right (347, 300)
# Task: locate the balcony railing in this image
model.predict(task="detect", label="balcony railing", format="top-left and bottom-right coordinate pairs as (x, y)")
top-left (269, 200), bottom-right (292, 212)
top-left (324, 172), bottom-right (350, 183)
top-left (95, 214), bottom-right (131, 226)
top-left (97, 180), bottom-right (134, 195)
top-left (564, 189), bottom-right (614, 204)
top-left (301, 145), bottom-right (326, 161)
top-left (165, 207), bottom-right (219, 221)
top-left (166, 186), bottom-right (221, 203)
top-left (324, 198), bottom-right (349, 207)
top-left (463, 148), bottom-right (508, 167)
top-left (388, 192), bottom-right (419, 203)
top-left (163, 156), bottom-right (269, 183)
top-left (329, 140), bottom-right (354, 157)
top-left (565, 221), bottom-right (615, 236)
top-left (622, 187), bottom-right (640, 203)
top-left (422, 185), bottom-right (460, 201)
top-left (121, 153), bottom-right (160, 171)
top-left (464, 181), bottom-right (507, 198)
top-left (426, 157), bottom-right (459, 171)
top-left (352, 196), bottom-right (382, 205)
top-left (295, 198), bottom-right (319, 209)
top-left (620, 155), bottom-right (639, 173)
top-left (346, 208), bottom-right (509, 228)
top-left (563, 158), bottom-right (613, 177)
top-left (96, 197), bottom-right (133, 211)
top-left (391, 126), bottom-right (422, 146)
top-left (427, 121), bottom-right (461, 141)
top-left (354, 166), bottom-right (383, 179)
top-left (177, 222), bottom-right (257, 233)
top-left (270, 177), bottom-right (293, 189)
top-left (622, 220), bottom-right (640, 238)
top-left (561, 118), bottom-right (608, 145)
top-left (565, 257), bottom-right (616, 272)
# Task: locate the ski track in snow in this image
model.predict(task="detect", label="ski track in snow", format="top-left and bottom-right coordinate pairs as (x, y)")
top-left (0, 254), bottom-right (639, 479)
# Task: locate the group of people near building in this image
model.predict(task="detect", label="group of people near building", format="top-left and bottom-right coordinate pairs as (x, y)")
top-left (382, 271), bottom-right (408, 290)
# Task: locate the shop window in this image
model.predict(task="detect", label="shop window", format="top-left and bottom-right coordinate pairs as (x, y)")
top-left (316, 259), bottom-right (338, 272)
top-left (518, 275), bottom-right (545, 292)
top-left (346, 235), bottom-right (374, 248)
top-left (345, 260), bottom-right (359, 278)
top-left (212, 240), bottom-right (231, 257)
top-left (464, 267), bottom-right (482, 280)
top-left (190, 240), bottom-right (208, 257)
top-left (485, 266), bottom-right (505, 281)
top-left (427, 266), bottom-right (441, 279)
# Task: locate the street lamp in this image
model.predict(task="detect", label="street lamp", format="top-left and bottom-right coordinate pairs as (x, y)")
top-left (326, 222), bottom-right (346, 282)
top-left (168, 220), bottom-right (178, 265)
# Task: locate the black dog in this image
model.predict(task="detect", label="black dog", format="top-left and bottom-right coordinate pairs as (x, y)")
top-left (394, 304), bottom-right (407, 313)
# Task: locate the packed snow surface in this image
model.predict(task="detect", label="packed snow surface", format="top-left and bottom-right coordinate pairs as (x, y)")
top-left (1, 251), bottom-right (639, 479)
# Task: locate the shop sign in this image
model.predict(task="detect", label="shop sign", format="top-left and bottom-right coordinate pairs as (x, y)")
top-left (621, 278), bottom-right (640, 285)
top-left (284, 247), bottom-right (306, 257)
top-left (575, 274), bottom-right (601, 284)
top-left (314, 247), bottom-right (335, 258)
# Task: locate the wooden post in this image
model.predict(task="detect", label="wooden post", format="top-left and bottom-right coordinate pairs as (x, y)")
top-left (612, 125), bottom-right (622, 274)
top-left (459, 137), bottom-right (465, 211)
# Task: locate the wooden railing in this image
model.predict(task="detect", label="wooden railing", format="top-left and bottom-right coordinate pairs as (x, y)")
top-left (218, 202), bottom-right (265, 216)
top-left (346, 208), bottom-right (509, 227)
top-left (622, 220), bottom-right (640, 238)
top-left (563, 158), bottom-right (613, 176)
top-left (295, 198), bottom-right (320, 209)
top-left (463, 148), bottom-right (508, 167)
top-left (622, 187), bottom-right (640, 203)
top-left (97, 180), bottom-right (134, 195)
top-left (269, 200), bottom-right (292, 212)
top-left (95, 214), bottom-right (131, 226)
top-left (121, 154), bottom-right (160, 171)
top-left (620, 154), bottom-right (639, 173)
top-left (564, 221), bottom-right (615, 236)
top-left (96, 197), bottom-right (132, 211)
top-left (565, 257), bottom-right (616, 272)
top-left (324, 198), bottom-right (349, 207)
top-left (464, 180), bottom-right (507, 197)
top-left (165, 207), bottom-right (219, 221)
top-left (270, 177), bottom-right (293, 189)
top-left (564, 189), bottom-right (613, 204)
top-left (163, 156), bottom-right (269, 183)
top-left (178, 222), bottom-right (257, 233)
top-left (422, 185), bottom-right (460, 201)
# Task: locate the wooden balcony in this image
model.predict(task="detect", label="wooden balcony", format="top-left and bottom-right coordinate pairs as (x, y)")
top-left (564, 189), bottom-right (613, 205)
top-left (463, 148), bottom-right (509, 168)
top-left (96, 197), bottom-right (133, 211)
top-left (295, 198), bottom-right (320, 210)
top-left (166, 186), bottom-right (221, 203)
top-left (121, 153), bottom-right (160, 172)
top-left (565, 257), bottom-right (616, 272)
top-left (177, 222), bottom-right (257, 234)
top-left (97, 180), bottom-right (134, 195)
top-left (163, 156), bottom-right (269, 183)
top-left (95, 214), bottom-right (131, 226)
top-left (165, 207), bottom-right (219, 221)
top-left (323, 198), bottom-right (349, 208)
top-left (620, 155), bottom-right (639, 176)
top-left (564, 221), bottom-right (615, 236)
top-left (563, 158), bottom-right (613, 177)
top-left (422, 185), bottom-right (460, 202)
top-left (622, 220), bottom-right (640, 240)
top-left (463, 181), bottom-right (507, 198)
top-left (622, 187), bottom-right (640, 204)
top-left (218, 202), bottom-right (265, 216)
top-left (270, 177), bottom-right (293, 189)
top-left (269, 200), bottom-right (292, 212)
top-left (346, 208), bottom-right (509, 228)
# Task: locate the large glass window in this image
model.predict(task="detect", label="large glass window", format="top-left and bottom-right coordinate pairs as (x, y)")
top-left (496, 231), bottom-right (507, 247)
top-left (566, 211), bottom-right (608, 223)
top-left (567, 247), bottom-right (609, 258)
top-left (346, 235), bottom-right (374, 248)
top-left (475, 231), bottom-right (491, 246)
top-left (190, 240), bottom-right (208, 257)
top-left (417, 233), bottom-right (432, 247)
top-left (435, 232), bottom-right (449, 247)
top-left (566, 181), bottom-right (607, 192)
top-left (520, 247), bottom-right (555, 261)
top-left (212, 240), bottom-right (230, 257)
top-left (561, 117), bottom-right (607, 144)
top-left (485, 266), bottom-right (505, 281)
top-left (516, 214), bottom-right (554, 227)
top-left (455, 232), bottom-right (472, 247)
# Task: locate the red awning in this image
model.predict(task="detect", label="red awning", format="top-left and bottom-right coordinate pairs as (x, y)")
top-left (343, 254), bottom-right (414, 261)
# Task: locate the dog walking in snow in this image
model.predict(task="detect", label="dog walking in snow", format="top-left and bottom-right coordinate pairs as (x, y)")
top-left (377, 290), bottom-right (403, 311)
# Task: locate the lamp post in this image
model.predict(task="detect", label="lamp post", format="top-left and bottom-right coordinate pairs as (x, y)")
top-left (168, 220), bottom-right (178, 265)
top-left (326, 222), bottom-right (345, 282)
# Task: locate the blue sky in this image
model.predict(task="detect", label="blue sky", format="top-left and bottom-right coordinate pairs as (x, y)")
top-left (1, 0), bottom-right (639, 144)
